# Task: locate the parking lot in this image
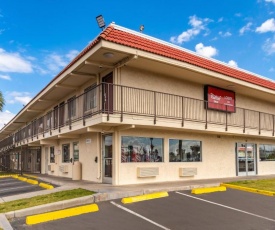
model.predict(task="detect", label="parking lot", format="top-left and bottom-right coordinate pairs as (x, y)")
top-left (10, 188), bottom-right (275, 230)
top-left (0, 177), bottom-right (44, 198)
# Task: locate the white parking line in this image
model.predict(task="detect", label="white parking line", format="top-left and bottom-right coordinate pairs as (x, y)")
top-left (111, 201), bottom-right (170, 230)
top-left (176, 192), bottom-right (275, 223)
top-left (0, 179), bottom-right (16, 182)
top-left (0, 181), bottom-right (23, 186)
top-left (0, 185), bottom-right (34, 192)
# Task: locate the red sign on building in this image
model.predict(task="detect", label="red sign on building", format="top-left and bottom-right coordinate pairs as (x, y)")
top-left (204, 85), bottom-right (235, 112)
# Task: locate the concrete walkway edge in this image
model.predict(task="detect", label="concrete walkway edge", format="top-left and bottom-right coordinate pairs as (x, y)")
top-left (5, 195), bottom-right (95, 219)
top-left (0, 214), bottom-right (13, 230)
top-left (3, 173), bottom-right (275, 228)
top-left (4, 182), bottom-right (221, 220)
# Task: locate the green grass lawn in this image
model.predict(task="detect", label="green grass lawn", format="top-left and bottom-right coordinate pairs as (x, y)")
top-left (0, 188), bottom-right (95, 213)
top-left (227, 179), bottom-right (275, 192)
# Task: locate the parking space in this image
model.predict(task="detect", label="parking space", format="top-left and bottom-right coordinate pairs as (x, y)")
top-left (10, 188), bottom-right (275, 230)
top-left (0, 177), bottom-right (44, 198)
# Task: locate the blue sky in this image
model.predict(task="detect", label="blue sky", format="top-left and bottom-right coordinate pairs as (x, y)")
top-left (1, 0), bottom-right (275, 128)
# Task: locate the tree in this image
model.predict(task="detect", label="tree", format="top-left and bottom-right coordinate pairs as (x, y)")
top-left (0, 91), bottom-right (4, 112)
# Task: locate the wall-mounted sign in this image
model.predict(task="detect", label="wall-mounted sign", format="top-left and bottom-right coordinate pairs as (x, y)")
top-left (204, 85), bottom-right (235, 112)
top-left (86, 139), bottom-right (92, 144)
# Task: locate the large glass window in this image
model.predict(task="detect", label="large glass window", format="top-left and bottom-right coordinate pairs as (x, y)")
top-left (121, 136), bottom-right (163, 163)
top-left (46, 112), bottom-right (51, 131)
top-left (68, 96), bottom-right (76, 118)
top-left (259, 144), bottom-right (275, 161)
top-left (50, 146), bottom-right (55, 163)
top-left (62, 144), bottom-right (70, 163)
top-left (84, 84), bottom-right (97, 111)
top-left (169, 139), bottom-right (202, 162)
top-left (73, 142), bottom-right (79, 161)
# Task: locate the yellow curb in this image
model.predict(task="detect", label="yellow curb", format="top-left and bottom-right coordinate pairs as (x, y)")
top-left (121, 192), bottom-right (169, 204)
top-left (191, 186), bottom-right (226, 195)
top-left (17, 177), bottom-right (27, 182)
top-left (12, 175), bottom-right (19, 179)
top-left (23, 174), bottom-right (38, 179)
top-left (0, 175), bottom-right (11, 178)
top-left (221, 183), bottom-right (275, 196)
top-left (26, 179), bottom-right (39, 185)
top-left (39, 182), bottom-right (54, 190)
top-left (26, 204), bottom-right (99, 225)
top-left (0, 174), bottom-right (19, 178)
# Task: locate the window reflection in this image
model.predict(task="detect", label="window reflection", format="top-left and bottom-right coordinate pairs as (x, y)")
top-left (169, 139), bottom-right (201, 162)
top-left (121, 136), bottom-right (163, 163)
top-left (260, 144), bottom-right (275, 161)
top-left (50, 146), bottom-right (55, 163)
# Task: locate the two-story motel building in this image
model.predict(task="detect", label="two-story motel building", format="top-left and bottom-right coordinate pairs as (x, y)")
top-left (1, 23), bottom-right (275, 185)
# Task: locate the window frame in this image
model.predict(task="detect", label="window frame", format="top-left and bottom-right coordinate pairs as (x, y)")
top-left (73, 142), bottom-right (79, 161)
top-left (259, 144), bottom-right (275, 161)
top-left (67, 96), bottom-right (76, 119)
top-left (169, 139), bottom-right (202, 162)
top-left (50, 146), bottom-right (55, 163)
top-left (84, 84), bottom-right (97, 112)
top-left (121, 136), bottom-right (164, 163)
top-left (62, 143), bottom-right (70, 163)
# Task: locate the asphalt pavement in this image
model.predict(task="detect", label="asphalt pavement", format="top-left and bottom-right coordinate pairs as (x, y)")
top-left (2, 173), bottom-right (275, 230)
top-left (10, 189), bottom-right (275, 230)
top-left (0, 178), bottom-right (44, 198)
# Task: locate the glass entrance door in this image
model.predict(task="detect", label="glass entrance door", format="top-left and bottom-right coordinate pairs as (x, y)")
top-left (237, 143), bottom-right (256, 176)
top-left (103, 135), bottom-right (112, 183)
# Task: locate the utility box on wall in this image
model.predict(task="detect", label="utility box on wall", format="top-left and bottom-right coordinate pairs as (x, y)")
top-left (72, 161), bottom-right (82, 180)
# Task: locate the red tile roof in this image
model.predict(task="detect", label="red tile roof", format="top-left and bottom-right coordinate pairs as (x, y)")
top-left (18, 24), bottom-right (275, 112)
top-left (99, 25), bottom-right (275, 91)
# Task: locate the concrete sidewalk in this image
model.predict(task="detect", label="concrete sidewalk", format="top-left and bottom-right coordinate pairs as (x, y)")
top-left (1, 174), bottom-right (275, 229)
top-left (3, 173), bottom-right (275, 202)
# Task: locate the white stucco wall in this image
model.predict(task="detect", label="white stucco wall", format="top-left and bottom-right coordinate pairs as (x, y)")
top-left (116, 128), bottom-right (275, 185)
top-left (40, 133), bottom-right (101, 182)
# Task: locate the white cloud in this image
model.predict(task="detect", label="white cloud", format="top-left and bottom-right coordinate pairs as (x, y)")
top-left (15, 96), bottom-right (32, 105)
top-left (34, 65), bottom-right (48, 75)
top-left (0, 110), bottom-right (15, 130)
top-left (26, 56), bottom-right (36, 61)
top-left (170, 15), bottom-right (211, 44)
top-left (195, 43), bottom-right (218, 58)
top-left (269, 67), bottom-right (275, 72)
top-left (219, 31), bottom-right (232, 37)
top-left (228, 60), bottom-right (238, 67)
top-left (0, 29), bottom-right (4, 35)
top-left (256, 18), bottom-right (275, 33)
top-left (45, 53), bottom-right (67, 72)
top-left (265, 0), bottom-right (275, 3)
top-left (262, 36), bottom-right (275, 54)
top-left (235, 13), bottom-right (242, 17)
top-left (239, 22), bottom-right (253, 35)
top-left (0, 48), bottom-right (33, 73)
top-left (44, 50), bottom-right (79, 74)
top-left (0, 74), bottom-right (11, 80)
top-left (218, 17), bottom-right (223, 22)
top-left (6, 91), bottom-right (32, 105)
top-left (65, 50), bottom-right (79, 61)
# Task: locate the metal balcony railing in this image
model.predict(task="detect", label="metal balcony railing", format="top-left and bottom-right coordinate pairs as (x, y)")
top-left (0, 83), bottom-right (275, 151)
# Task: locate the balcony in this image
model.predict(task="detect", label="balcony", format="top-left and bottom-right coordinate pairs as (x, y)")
top-left (0, 83), bottom-right (275, 151)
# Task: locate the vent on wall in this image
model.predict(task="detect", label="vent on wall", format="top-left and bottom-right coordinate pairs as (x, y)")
top-left (179, 168), bottom-right (197, 177)
top-left (48, 164), bottom-right (54, 172)
top-left (137, 167), bottom-right (159, 178)
top-left (59, 165), bottom-right (69, 173)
